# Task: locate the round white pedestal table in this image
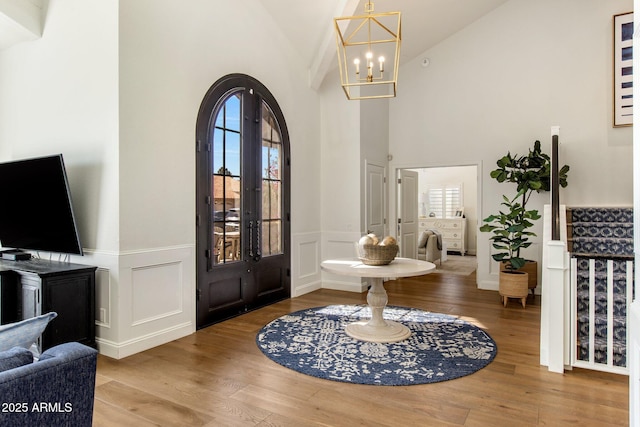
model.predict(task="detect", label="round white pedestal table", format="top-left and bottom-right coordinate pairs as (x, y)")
top-left (320, 257), bottom-right (435, 343)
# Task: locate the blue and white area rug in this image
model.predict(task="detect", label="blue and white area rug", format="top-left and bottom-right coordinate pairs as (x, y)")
top-left (256, 305), bottom-right (497, 386)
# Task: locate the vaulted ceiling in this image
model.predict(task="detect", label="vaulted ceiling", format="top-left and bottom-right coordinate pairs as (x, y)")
top-left (0, 0), bottom-right (43, 50)
top-left (260, 0), bottom-right (508, 89)
top-left (0, 0), bottom-right (509, 89)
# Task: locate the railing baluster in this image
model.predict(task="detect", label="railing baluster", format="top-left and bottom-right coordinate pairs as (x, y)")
top-left (570, 257), bottom-right (578, 365)
top-left (571, 256), bottom-right (632, 374)
top-left (607, 260), bottom-right (614, 368)
top-left (589, 259), bottom-right (595, 365)
top-left (628, 260), bottom-right (634, 369)
top-left (633, 259), bottom-right (638, 303)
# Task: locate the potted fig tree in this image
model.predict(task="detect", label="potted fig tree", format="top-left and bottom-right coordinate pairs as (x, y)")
top-left (480, 190), bottom-right (540, 308)
top-left (488, 140), bottom-right (569, 292)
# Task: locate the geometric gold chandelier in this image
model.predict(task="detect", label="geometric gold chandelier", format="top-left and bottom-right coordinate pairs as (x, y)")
top-left (334, 1), bottom-right (401, 100)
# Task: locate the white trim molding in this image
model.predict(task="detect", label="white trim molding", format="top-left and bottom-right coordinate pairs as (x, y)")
top-left (292, 231), bottom-right (322, 297)
top-left (321, 231), bottom-right (368, 293)
top-left (76, 245), bottom-right (195, 359)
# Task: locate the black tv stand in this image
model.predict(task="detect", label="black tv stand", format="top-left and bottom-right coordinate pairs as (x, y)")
top-left (0, 258), bottom-right (96, 350)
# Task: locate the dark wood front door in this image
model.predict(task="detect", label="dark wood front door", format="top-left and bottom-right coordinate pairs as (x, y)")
top-left (196, 74), bottom-right (290, 328)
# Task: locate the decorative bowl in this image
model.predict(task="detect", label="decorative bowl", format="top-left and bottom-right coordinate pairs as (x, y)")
top-left (357, 244), bottom-right (398, 266)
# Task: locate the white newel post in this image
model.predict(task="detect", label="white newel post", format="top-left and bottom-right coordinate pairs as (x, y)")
top-left (545, 240), bottom-right (570, 373)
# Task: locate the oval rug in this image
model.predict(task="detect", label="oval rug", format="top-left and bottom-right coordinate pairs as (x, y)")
top-left (256, 304), bottom-right (497, 386)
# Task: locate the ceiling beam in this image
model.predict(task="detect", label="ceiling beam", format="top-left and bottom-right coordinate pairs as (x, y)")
top-left (308, 0), bottom-right (360, 91)
top-left (0, 0), bottom-right (43, 50)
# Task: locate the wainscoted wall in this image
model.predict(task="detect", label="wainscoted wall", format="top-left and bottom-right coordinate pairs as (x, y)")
top-left (321, 231), bottom-right (368, 293)
top-left (292, 232), bottom-right (322, 297)
top-left (79, 245), bottom-right (195, 359)
top-left (94, 266), bottom-right (112, 328)
top-left (292, 231), bottom-right (371, 297)
top-left (75, 232), bottom-right (364, 358)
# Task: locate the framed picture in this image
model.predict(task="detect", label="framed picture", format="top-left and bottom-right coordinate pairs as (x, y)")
top-left (454, 208), bottom-right (464, 217)
top-left (613, 12), bottom-right (633, 127)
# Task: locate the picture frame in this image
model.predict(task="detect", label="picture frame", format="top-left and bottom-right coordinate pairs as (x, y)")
top-left (454, 208), bottom-right (464, 217)
top-left (613, 12), bottom-right (633, 127)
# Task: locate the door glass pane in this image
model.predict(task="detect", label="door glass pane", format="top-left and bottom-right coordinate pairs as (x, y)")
top-left (211, 92), bottom-right (242, 265)
top-left (262, 220), bottom-right (281, 256)
top-left (261, 102), bottom-right (282, 256)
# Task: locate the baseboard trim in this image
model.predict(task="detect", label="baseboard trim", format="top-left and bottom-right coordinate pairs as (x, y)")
top-left (322, 279), bottom-right (368, 293)
top-left (478, 279), bottom-right (498, 291)
top-left (96, 321), bottom-right (193, 359)
top-left (294, 280), bottom-right (322, 297)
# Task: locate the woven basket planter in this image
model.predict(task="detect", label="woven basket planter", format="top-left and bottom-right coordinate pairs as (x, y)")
top-left (521, 260), bottom-right (537, 290)
top-left (501, 260), bottom-right (537, 290)
top-left (499, 270), bottom-right (528, 308)
top-left (358, 244), bottom-right (398, 266)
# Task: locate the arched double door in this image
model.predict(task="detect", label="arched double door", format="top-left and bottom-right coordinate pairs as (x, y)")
top-left (196, 74), bottom-right (290, 328)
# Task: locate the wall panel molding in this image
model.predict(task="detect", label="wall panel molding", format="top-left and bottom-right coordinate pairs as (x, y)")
top-left (75, 245), bottom-right (195, 359)
top-left (292, 232), bottom-right (322, 297)
top-left (322, 231), bottom-right (367, 293)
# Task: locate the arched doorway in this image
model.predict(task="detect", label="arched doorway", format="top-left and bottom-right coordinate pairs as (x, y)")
top-left (195, 74), bottom-right (291, 328)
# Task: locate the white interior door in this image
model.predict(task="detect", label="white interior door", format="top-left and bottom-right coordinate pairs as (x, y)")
top-left (365, 162), bottom-right (385, 238)
top-left (398, 169), bottom-right (419, 258)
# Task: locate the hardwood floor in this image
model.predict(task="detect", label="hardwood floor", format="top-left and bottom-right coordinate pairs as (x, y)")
top-left (93, 271), bottom-right (629, 426)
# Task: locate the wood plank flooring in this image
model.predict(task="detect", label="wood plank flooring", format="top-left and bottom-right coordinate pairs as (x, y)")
top-left (93, 270), bottom-right (629, 426)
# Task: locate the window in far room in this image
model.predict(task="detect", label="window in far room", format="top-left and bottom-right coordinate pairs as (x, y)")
top-left (427, 184), bottom-right (462, 218)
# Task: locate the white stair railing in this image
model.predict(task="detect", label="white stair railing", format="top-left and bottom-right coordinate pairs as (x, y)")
top-left (541, 205), bottom-right (570, 372)
top-left (570, 256), bottom-right (633, 375)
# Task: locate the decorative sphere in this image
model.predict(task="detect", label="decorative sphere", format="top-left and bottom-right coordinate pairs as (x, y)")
top-left (380, 236), bottom-right (397, 246)
top-left (359, 235), bottom-right (374, 246)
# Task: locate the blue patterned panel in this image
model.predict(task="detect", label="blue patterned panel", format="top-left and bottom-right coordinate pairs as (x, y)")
top-left (578, 339), bottom-right (627, 366)
top-left (577, 313), bottom-right (627, 340)
top-left (571, 207), bottom-right (633, 369)
top-left (575, 275), bottom-right (629, 295)
top-left (577, 311), bottom-right (627, 366)
top-left (572, 237), bottom-right (634, 256)
top-left (572, 222), bottom-right (634, 239)
top-left (571, 207), bottom-right (634, 223)
top-left (575, 266), bottom-right (630, 295)
top-left (576, 291), bottom-right (627, 316)
top-left (575, 258), bottom-right (631, 273)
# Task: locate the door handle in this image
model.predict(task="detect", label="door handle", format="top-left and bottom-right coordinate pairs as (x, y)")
top-left (248, 220), bottom-right (262, 261)
top-left (254, 220), bottom-right (262, 261)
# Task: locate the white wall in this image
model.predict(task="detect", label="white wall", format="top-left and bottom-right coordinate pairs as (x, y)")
top-left (0, 0), bottom-right (119, 253)
top-left (0, 0), bottom-right (125, 355)
top-left (317, 73), bottom-right (364, 292)
top-left (360, 98), bottom-right (390, 237)
top-left (115, 0), bottom-right (324, 353)
top-left (118, 0), bottom-right (322, 250)
top-left (389, 0), bottom-right (633, 290)
top-left (0, 0), bottom-right (324, 357)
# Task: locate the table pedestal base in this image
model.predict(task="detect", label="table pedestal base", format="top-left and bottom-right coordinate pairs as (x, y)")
top-left (320, 258), bottom-right (435, 344)
top-left (344, 276), bottom-right (411, 343)
top-left (345, 320), bottom-right (411, 343)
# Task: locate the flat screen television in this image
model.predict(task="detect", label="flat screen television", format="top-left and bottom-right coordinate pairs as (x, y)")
top-left (0, 154), bottom-right (83, 256)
